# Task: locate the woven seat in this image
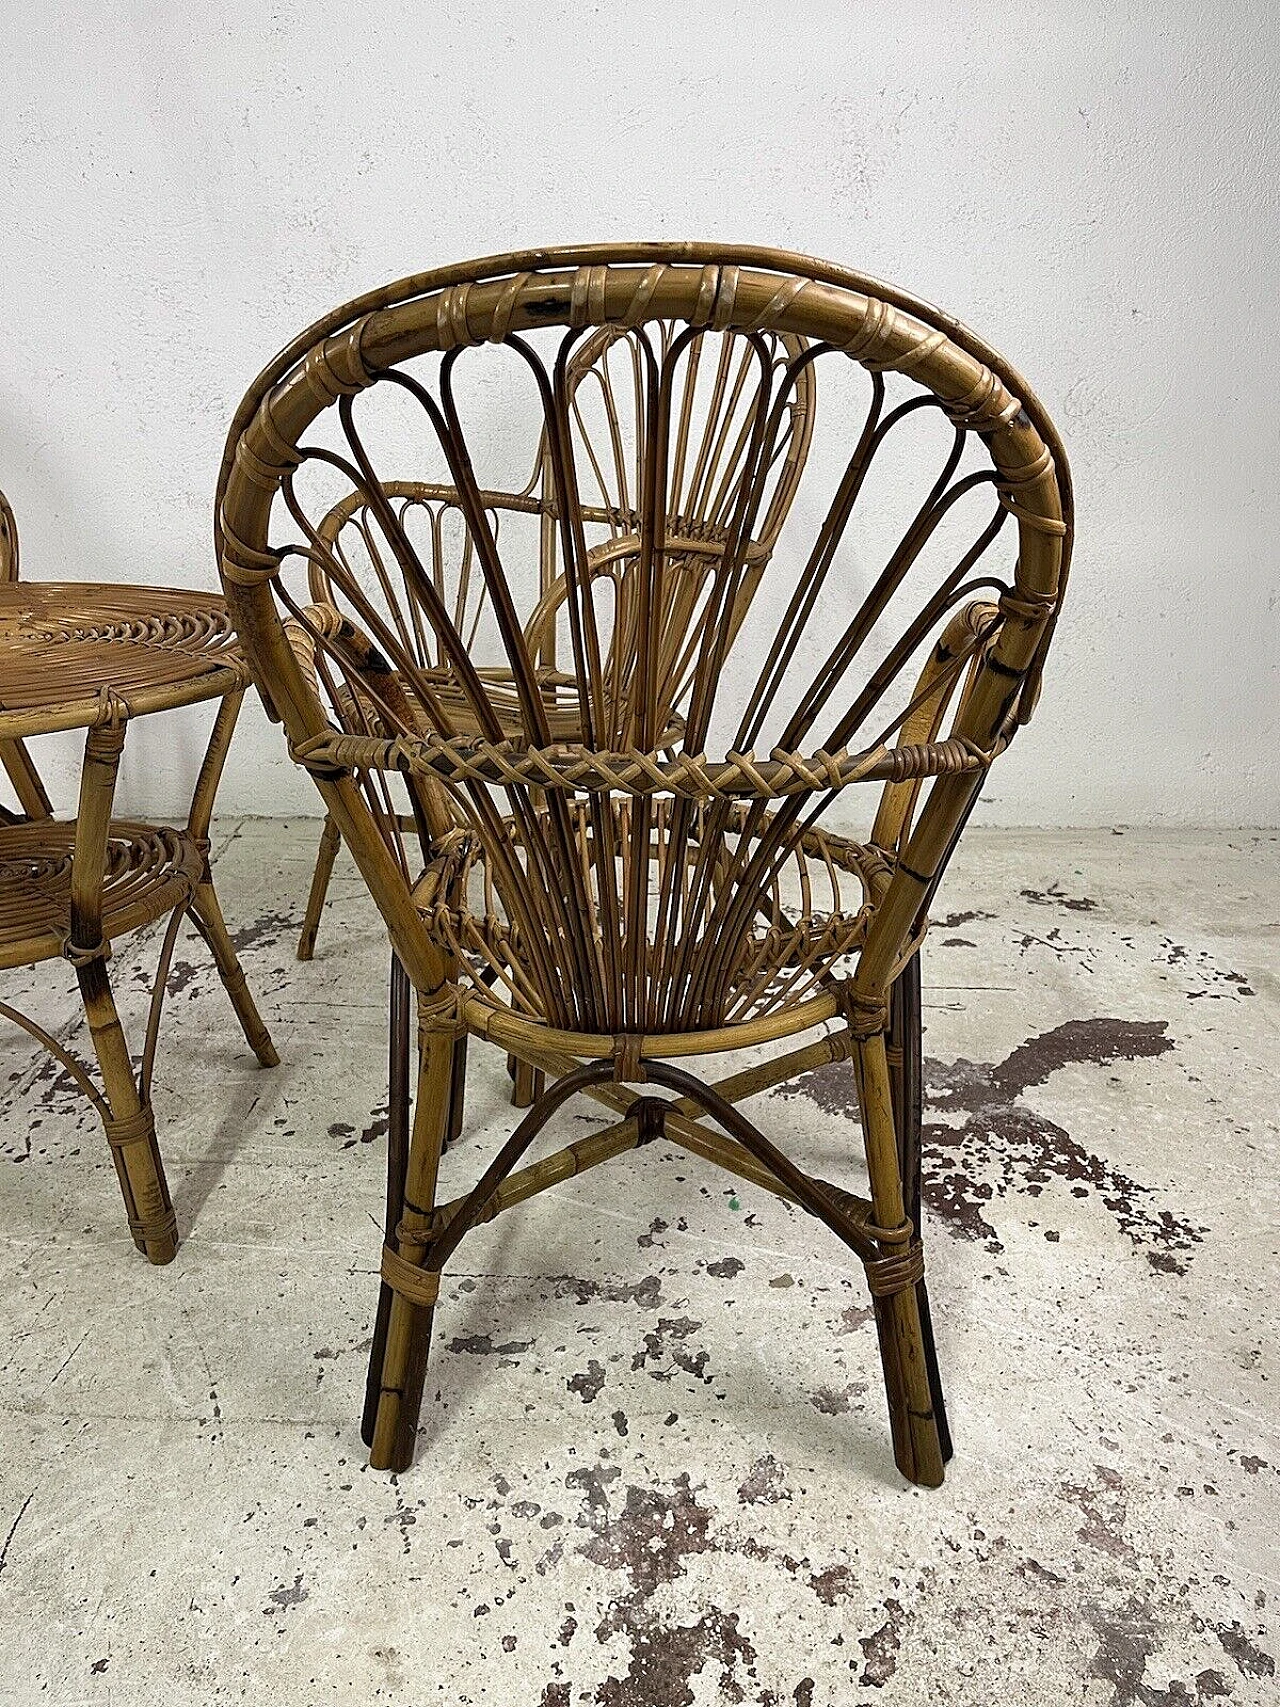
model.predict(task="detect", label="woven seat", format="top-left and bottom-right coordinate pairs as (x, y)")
top-left (219, 243), bottom-right (1072, 1487)
top-left (415, 800), bottom-right (896, 1035)
top-left (0, 818), bottom-right (203, 971)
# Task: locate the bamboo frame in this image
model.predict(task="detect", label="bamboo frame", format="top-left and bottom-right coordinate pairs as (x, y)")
top-left (0, 569), bottom-right (278, 1261)
top-left (218, 245), bottom-right (1071, 1486)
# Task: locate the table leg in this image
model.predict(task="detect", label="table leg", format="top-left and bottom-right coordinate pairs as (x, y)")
top-left (185, 690), bottom-right (278, 1067)
top-left (71, 719), bottom-right (177, 1264)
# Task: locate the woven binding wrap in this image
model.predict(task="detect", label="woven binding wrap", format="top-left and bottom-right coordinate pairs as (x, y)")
top-left (864, 1240), bottom-right (926, 1298)
top-left (104, 1106), bottom-right (157, 1151)
top-left (381, 1245), bottom-right (442, 1310)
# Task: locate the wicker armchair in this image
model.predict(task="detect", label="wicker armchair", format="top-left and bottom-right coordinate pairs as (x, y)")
top-left (293, 322), bottom-right (815, 961)
top-left (218, 244), bottom-right (1071, 1487)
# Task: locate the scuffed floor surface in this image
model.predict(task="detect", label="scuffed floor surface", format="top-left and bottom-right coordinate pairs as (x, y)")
top-left (0, 823), bottom-right (1275, 1706)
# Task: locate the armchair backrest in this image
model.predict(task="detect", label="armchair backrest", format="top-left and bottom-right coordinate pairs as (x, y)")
top-left (218, 246), bottom-right (1071, 1037)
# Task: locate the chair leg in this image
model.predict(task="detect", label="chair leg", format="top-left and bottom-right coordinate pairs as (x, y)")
top-left (362, 952), bottom-right (413, 1446)
top-left (366, 1009), bottom-right (456, 1472)
top-left (76, 955), bottom-right (177, 1265)
top-left (851, 1022), bottom-right (946, 1489)
top-left (448, 1030), bottom-right (468, 1144)
top-left (187, 879), bottom-right (279, 1068)
top-left (297, 814), bottom-right (341, 962)
top-left (507, 1051), bottom-right (543, 1109)
top-left (888, 957), bottom-right (952, 1462)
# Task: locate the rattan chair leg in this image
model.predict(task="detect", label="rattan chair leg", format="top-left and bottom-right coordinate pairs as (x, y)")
top-left (888, 958), bottom-right (952, 1461)
top-left (186, 879), bottom-right (279, 1067)
top-left (68, 721), bottom-right (178, 1262)
top-left (852, 1026), bottom-right (946, 1488)
top-left (363, 953), bottom-right (414, 1444)
top-left (298, 814), bottom-right (342, 961)
top-left (447, 1030), bottom-right (468, 1144)
top-left (507, 1052), bottom-right (544, 1109)
top-left (367, 1012), bottom-right (456, 1471)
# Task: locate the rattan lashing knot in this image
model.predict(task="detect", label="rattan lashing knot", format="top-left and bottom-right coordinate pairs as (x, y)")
top-left (381, 1244), bottom-right (441, 1310)
top-left (89, 689), bottom-right (129, 735)
top-left (417, 986), bottom-right (465, 1036)
top-left (62, 935), bottom-right (111, 969)
top-left (104, 1105), bottom-right (156, 1151)
top-left (943, 367), bottom-right (1021, 435)
top-left (287, 733), bottom-right (350, 784)
top-left (998, 585), bottom-right (1058, 624)
top-left (863, 1239), bottom-right (925, 1298)
top-left (628, 1095), bottom-right (667, 1144)
top-left (613, 1034), bottom-right (646, 1084)
top-left (128, 1204), bottom-right (178, 1247)
top-left (837, 981), bottom-right (889, 1039)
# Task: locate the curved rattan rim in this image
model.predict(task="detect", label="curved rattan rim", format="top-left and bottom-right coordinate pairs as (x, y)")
top-left (216, 241), bottom-right (1073, 710)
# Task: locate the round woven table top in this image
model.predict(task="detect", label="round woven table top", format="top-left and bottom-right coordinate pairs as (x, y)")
top-left (0, 582), bottom-right (248, 739)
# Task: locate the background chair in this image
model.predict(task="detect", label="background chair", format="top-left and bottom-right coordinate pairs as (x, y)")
top-left (218, 244), bottom-right (1071, 1487)
top-left (0, 489), bottom-right (54, 824)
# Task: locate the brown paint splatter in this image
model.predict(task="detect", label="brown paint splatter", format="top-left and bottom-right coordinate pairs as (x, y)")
top-left (1213, 1620), bottom-right (1275, 1680)
top-left (1084, 1600), bottom-right (1241, 1706)
top-left (776, 1017), bottom-right (1197, 1267)
top-left (564, 1468), bottom-right (759, 1705)
top-left (594, 1607), bottom-right (755, 1707)
top-left (568, 1359), bottom-right (606, 1403)
top-left (858, 1597), bottom-right (905, 1687)
top-left (447, 1333), bottom-right (533, 1356)
top-left (923, 1019), bottom-right (1201, 1268)
top-left (228, 910), bottom-right (298, 952)
top-left (550, 1274), bottom-right (664, 1308)
top-left (705, 1256), bottom-right (745, 1279)
top-left (1021, 883), bottom-right (1098, 912)
top-left (632, 1317), bottom-right (712, 1384)
top-left (1060, 1467), bottom-right (1137, 1565)
top-left (737, 1455), bottom-right (790, 1506)
top-left (809, 1563), bottom-right (857, 1607)
top-left (809, 1381), bottom-right (866, 1415)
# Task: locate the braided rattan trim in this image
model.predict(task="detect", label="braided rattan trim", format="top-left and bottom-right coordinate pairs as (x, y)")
top-left (290, 730), bottom-right (997, 800)
top-left (381, 1245), bottom-right (442, 1310)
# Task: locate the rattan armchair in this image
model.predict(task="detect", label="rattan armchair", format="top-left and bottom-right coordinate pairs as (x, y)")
top-left (218, 244), bottom-right (1071, 1487)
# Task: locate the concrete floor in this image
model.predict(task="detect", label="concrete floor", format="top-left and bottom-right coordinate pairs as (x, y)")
top-left (0, 823), bottom-right (1275, 1706)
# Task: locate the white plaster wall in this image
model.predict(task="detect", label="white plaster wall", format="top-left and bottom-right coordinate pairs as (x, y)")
top-left (1, 1), bottom-right (1275, 826)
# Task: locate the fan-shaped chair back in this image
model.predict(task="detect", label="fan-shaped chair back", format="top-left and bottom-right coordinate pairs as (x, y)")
top-left (219, 247), bottom-right (1068, 1044)
top-left (218, 245), bottom-right (1071, 1487)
